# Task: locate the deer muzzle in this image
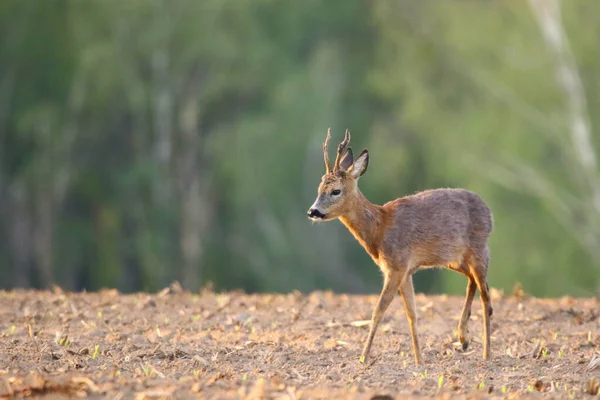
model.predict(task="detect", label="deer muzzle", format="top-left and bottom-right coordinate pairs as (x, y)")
top-left (307, 208), bottom-right (326, 220)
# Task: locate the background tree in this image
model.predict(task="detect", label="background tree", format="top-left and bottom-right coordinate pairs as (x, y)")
top-left (0, 0), bottom-right (598, 297)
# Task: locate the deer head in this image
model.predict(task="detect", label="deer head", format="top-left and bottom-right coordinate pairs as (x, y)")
top-left (307, 128), bottom-right (369, 221)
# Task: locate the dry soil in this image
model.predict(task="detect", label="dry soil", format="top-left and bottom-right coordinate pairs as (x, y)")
top-left (0, 284), bottom-right (599, 399)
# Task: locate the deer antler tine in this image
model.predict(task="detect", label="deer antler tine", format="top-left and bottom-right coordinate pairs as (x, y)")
top-left (323, 128), bottom-right (332, 174)
top-left (333, 129), bottom-right (351, 172)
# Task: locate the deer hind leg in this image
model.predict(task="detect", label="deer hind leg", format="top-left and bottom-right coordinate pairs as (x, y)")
top-left (455, 263), bottom-right (477, 350)
top-left (360, 270), bottom-right (402, 364)
top-left (469, 251), bottom-right (492, 360)
top-left (398, 273), bottom-right (423, 366)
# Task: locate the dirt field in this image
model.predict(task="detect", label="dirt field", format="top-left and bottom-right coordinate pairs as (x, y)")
top-left (0, 283), bottom-right (598, 399)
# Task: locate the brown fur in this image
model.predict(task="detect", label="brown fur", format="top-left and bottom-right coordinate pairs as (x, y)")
top-left (308, 131), bottom-right (494, 366)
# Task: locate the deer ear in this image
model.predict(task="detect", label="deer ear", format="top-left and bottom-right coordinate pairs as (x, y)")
top-left (349, 149), bottom-right (368, 178)
top-left (339, 148), bottom-right (354, 171)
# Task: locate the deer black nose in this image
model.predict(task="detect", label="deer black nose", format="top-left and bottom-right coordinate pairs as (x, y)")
top-left (307, 208), bottom-right (325, 219)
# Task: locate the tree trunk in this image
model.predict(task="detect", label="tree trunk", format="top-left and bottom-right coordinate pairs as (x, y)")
top-left (177, 73), bottom-right (209, 290)
top-left (8, 185), bottom-right (33, 288)
top-left (33, 194), bottom-right (54, 286)
top-left (527, 0), bottom-right (600, 257)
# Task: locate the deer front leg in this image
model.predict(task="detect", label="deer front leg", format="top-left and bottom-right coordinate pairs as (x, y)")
top-left (399, 273), bottom-right (423, 366)
top-left (360, 270), bottom-right (402, 364)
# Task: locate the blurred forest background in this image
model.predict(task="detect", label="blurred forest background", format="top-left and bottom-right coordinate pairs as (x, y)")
top-left (1, 0), bottom-right (599, 298)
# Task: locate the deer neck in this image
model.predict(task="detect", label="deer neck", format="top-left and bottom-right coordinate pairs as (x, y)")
top-left (338, 191), bottom-right (385, 262)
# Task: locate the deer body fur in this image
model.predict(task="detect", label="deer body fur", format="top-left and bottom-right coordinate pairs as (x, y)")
top-left (307, 129), bottom-right (494, 366)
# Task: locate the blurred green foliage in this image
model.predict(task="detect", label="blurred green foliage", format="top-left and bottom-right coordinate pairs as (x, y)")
top-left (0, 0), bottom-right (598, 297)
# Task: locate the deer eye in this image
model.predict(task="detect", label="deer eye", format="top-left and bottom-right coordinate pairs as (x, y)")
top-left (331, 189), bottom-right (341, 196)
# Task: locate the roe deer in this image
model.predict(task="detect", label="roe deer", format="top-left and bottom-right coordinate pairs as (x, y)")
top-left (307, 129), bottom-right (494, 366)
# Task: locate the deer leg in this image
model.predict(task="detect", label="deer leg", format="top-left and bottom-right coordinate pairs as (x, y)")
top-left (399, 273), bottom-right (423, 366)
top-left (360, 270), bottom-right (402, 364)
top-left (457, 271), bottom-right (477, 350)
top-left (470, 258), bottom-right (492, 361)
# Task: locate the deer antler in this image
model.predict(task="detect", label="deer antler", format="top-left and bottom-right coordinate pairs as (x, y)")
top-left (333, 129), bottom-right (351, 172)
top-left (323, 128), bottom-right (332, 174)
